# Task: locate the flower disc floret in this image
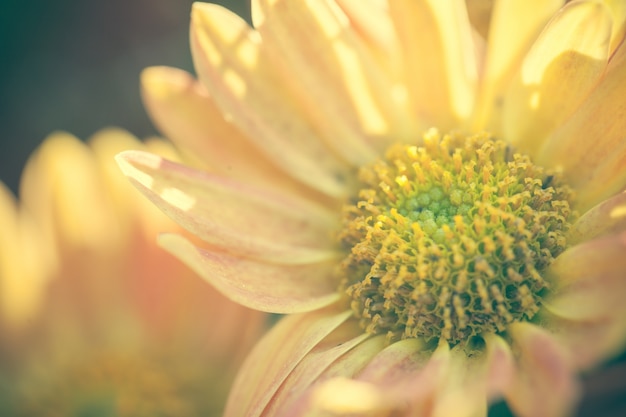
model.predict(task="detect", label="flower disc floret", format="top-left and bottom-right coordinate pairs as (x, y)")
top-left (337, 130), bottom-right (577, 345)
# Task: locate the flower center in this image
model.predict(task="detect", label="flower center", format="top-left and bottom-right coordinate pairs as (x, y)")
top-left (336, 130), bottom-right (577, 345)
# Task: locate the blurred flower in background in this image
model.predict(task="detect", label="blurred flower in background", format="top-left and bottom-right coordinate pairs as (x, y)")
top-left (0, 129), bottom-right (266, 416)
top-left (117, 1), bottom-right (626, 416)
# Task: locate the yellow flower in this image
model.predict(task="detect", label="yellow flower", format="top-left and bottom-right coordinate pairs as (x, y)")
top-left (117, 1), bottom-right (626, 416)
top-left (0, 129), bottom-right (266, 417)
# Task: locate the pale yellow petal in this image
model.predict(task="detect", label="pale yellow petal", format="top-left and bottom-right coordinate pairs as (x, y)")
top-left (506, 322), bottom-right (579, 417)
top-left (569, 190), bottom-right (626, 243)
top-left (159, 233), bottom-right (340, 314)
top-left (604, 0), bottom-right (626, 55)
top-left (502, 0), bottom-right (612, 154)
top-left (544, 232), bottom-right (626, 322)
top-left (264, 325), bottom-right (371, 417)
top-left (0, 184), bottom-right (51, 328)
top-left (19, 132), bottom-right (121, 253)
top-left (190, 2), bottom-right (352, 197)
top-left (251, 0), bottom-right (400, 162)
top-left (471, 0), bottom-right (563, 131)
top-left (223, 308), bottom-right (353, 417)
top-left (537, 40), bottom-right (626, 211)
top-left (390, 0), bottom-right (477, 130)
top-left (116, 150), bottom-right (338, 263)
top-left (140, 66), bottom-right (324, 203)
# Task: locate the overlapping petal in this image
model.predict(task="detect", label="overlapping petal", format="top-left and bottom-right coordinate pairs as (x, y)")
top-left (537, 39), bottom-right (626, 209)
top-left (505, 322), bottom-right (579, 417)
top-left (223, 307), bottom-right (353, 417)
top-left (159, 234), bottom-right (340, 313)
top-left (390, 0), bottom-right (477, 130)
top-left (141, 66), bottom-right (319, 201)
top-left (190, 2), bottom-right (353, 197)
top-left (116, 150), bottom-right (339, 263)
top-left (502, 0), bottom-right (613, 154)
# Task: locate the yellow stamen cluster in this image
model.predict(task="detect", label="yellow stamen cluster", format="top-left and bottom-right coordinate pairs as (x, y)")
top-left (337, 130), bottom-right (576, 345)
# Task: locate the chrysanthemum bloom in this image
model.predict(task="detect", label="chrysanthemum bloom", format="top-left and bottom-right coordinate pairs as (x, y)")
top-left (0, 129), bottom-right (266, 417)
top-left (117, 1), bottom-right (626, 416)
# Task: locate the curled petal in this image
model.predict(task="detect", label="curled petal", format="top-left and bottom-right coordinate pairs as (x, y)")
top-left (544, 232), bottom-right (626, 321)
top-left (537, 39), bottom-right (626, 210)
top-left (569, 191), bottom-right (626, 243)
top-left (116, 150), bottom-right (338, 264)
top-left (506, 322), bottom-right (579, 417)
top-left (223, 307), bottom-right (353, 417)
top-left (472, 0), bottom-right (563, 132)
top-left (159, 234), bottom-right (340, 314)
top-left (502, 0), bottom-right (612, 154)
top-left (541, 232), bottom-right (626, 370)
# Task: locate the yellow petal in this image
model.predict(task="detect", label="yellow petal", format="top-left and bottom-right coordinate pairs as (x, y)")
top-left (604, 0), bottom-right (626, 55)
top-left (390, 0), bottom-right (477, 129)
top-left (251, 0), bottom-right (401, 161)
top-left (472, 0), bottom-right (563, 131)
top-left (263, 325), bottom-right (371, 416)
top-left (190, 3), bottom-right (352, 197)
top-left (19, 132), bottom-right (121, 252)
top-left (536, 40), bottom-right (626, 210)
top-left (569, 190), bottom-right (626, 243)
top-left (506, 322), bottom-right (579, 417)
top-left (0, 184), bottom-right (52, 328)
top-left (544, 232), bottom-right (626, 322)
top-left (223, 307), bottom-right (352, 417)
top-left (502, 0), bottom-right (612, 154)
top-left (116, 150), bottom-right (338, 263)
top-left (141, 66), bottom-right (321, 202)
top-left (159, 233), bottom-right (340, 314)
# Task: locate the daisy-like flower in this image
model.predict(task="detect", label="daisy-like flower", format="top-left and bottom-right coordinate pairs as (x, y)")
top-left (0, 130), bottom-right (266, 417)
top-left (117, 1), bottom-right (626, 416)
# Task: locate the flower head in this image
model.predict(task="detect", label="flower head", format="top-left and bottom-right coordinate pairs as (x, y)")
top-left (118, 1), bottom-right (626, 416)
top-left (0, 129), bottom-right (266, 416)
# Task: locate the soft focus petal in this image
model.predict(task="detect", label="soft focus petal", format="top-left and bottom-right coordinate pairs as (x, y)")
top-left (159, 234), bottom-right (340, 314)
top-left (223, 307), bottom-right (352, 417)
top-left (190, 2), bottom-right (352, 197)
top-left (536, 39), bottom-right (626, 210)
top-left (546, 228), bottom-right (626, 322)
top-left (472, 0), bottom-right (563, 131)
top-left (251, 0), bottom-right (392, 163)
top-left (0, 184), bottom-right (51, 329)
top-left (390, 0), bottom-right (477, 129)
top-left (483, 333), bottom-right (516, 399)
top-left (569, 190), bottom-right (626, 243)
top-left (506, 322), bottom-right (579, 417)
top-left (116, 150), bottom-right (338, 263)
top-left (502, 0), bottom-right (612, 154)
top-left (540, 232), bottom-right (626, 370)
top-left (140, 66), bottom-right (320, 201)
top-left (264, 322), bottom-right (371, 416)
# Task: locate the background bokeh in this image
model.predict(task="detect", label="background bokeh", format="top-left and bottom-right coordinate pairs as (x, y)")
top-left (0, 0), bottom-right (249, 193)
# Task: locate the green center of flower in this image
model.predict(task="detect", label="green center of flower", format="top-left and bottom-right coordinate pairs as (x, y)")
top-left (336, 130), bottom-right (577, 345)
